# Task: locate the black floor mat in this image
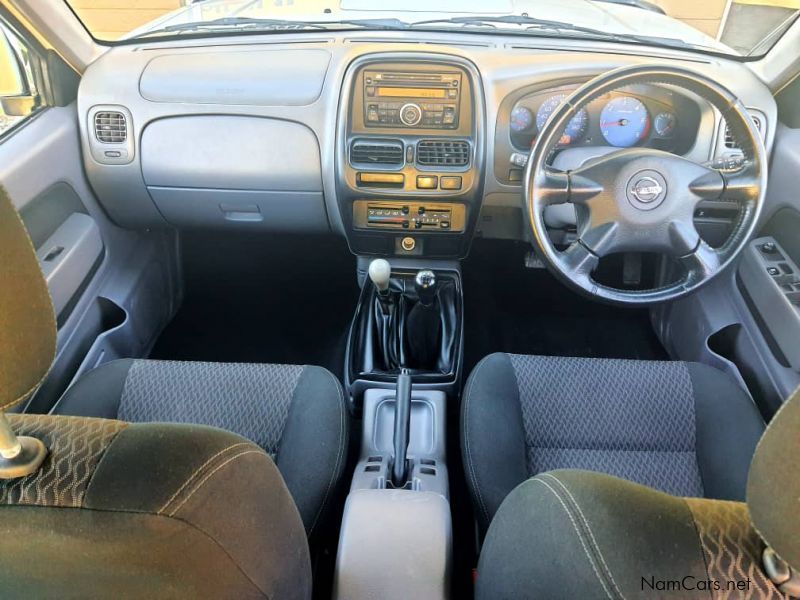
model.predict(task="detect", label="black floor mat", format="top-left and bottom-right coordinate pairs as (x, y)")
top-left (150, 232), bottom-right (360, 380)
top-left (462, 239), bottom-right (668, 375)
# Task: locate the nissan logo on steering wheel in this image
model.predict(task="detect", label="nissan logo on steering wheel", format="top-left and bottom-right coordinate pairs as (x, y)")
top-left (625, 170), bottom-right (668, 210)
top-left (631, 176), bottom-right (663, 203)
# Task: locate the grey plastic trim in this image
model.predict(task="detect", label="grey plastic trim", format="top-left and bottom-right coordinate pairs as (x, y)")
top-left (36, 213), bottom-right (103, 317)
top-left (351, 388), bottom-right (448, 498)
top-left (141, 115), bottom-right (322, 191)
top-left (738, 237), bottom-right (800, 370)
top-left (147, 187), bottom-right (328, 231)
top-left (333, 489), bottom-right (451, 600)
top-left (139, 49), bottom-right (331, 106)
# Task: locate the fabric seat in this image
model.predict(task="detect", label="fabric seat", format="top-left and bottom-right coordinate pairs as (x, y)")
top-left (476, 386), bottom-right (800, 599)
top-left (462, 353), bottom-right (765, 529)
top-left (0, 416), bottom-right (312, 599)
top-left (0, 186), bottom-right (311, 598)
top-left (53, 358), bottom-right (348, 536)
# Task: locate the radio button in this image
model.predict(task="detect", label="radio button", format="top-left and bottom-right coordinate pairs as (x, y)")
top-left (366, 86), bottom-right (376, 96)
top-left (400, 103), bottom-right (423, 126)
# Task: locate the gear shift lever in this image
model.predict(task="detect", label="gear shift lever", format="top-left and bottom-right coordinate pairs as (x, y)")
top-left (414, 270), bottom-right (437, 306)
top-left (368, 259), bottom-right (391, 297)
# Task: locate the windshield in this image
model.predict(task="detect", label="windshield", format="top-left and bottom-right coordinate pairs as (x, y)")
top-left (66, 0), bottom-right (799, 58)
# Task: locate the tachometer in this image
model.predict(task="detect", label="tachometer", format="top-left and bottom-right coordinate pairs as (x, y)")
top-left (600, 96), bottom-right (650, 147)
top-left (536, 94), bottom-right (588, 146)
top-left (510, 105), bottom-right (534, 133)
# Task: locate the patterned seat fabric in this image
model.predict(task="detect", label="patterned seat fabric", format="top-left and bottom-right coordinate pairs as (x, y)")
top-left (685, 498), bottom-right (788, 598)
top-left (0, 414), bottom-right (127, 507)
top-left (509, 355), bottom-right (704, 497)
top-left (53, 358), bottom-right (348, 535)
top-left (117, 361), bottom-right (305, 457)
top-left (476, 470), bottom-right (790, 600)
top-left (462, 353), bottom-right (765, 529)
top-left (0, 414), bottom-right (311, 599)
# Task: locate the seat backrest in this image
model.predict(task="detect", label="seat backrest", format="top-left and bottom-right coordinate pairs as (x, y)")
top-left (0, 186), bottom-right (311, 598)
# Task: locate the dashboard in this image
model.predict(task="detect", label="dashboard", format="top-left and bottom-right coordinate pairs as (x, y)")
top-left (75, 31), bottom-right (776, 259)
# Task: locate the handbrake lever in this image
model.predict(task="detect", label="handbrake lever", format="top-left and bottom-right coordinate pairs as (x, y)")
top-left (392, 368), bottom-right (412, 487)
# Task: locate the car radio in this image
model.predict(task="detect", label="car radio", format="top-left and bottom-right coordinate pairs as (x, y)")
top-left (362, 70), bottom-right (462, 129)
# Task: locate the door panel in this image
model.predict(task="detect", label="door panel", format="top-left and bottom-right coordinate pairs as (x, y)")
top-left (655, 122), bottom-right (800, 417)
top-left (0, 104), bottom-right (181, 414)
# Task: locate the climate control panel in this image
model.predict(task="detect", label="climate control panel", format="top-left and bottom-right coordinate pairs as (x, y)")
top-left (352, 201), bottom-right (466, 232)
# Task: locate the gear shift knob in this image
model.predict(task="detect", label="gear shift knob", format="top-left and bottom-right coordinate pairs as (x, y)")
top-left (368, 259), bottom-right (391, 294)
top-left (414, 270), bottom-right (437, 306)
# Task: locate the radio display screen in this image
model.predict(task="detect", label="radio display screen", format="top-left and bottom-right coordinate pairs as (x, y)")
top-left (376, 87), bottom-right (447, 99)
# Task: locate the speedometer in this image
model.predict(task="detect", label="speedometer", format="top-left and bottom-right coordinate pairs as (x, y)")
top-left (600, 96), bottom-right (650, 147)
top-left (536, 94), bottom-right (588, 146)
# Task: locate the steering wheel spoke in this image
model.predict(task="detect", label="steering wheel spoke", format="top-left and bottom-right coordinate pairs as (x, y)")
top-left (533, 167), bottom-right (604, 206)
top-left (667, 218), bottom-right (702, 257)
top-left (721, 161), bottom-right (760, 203)
top-left (560, 241), bottom-right (600, 283)
top-left (689, 160), bottom-right (759, 204)
top-left (680, 240), bottom-right (722, 282)
top-left (533, 167), bottom-right (570, 206)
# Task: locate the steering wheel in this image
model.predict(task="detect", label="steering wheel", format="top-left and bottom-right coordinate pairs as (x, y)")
top-left (525, 65), bottom-right (767, 306)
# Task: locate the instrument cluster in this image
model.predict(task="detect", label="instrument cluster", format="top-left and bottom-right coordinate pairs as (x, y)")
top-left (508, 84), bottom-right (698, 154)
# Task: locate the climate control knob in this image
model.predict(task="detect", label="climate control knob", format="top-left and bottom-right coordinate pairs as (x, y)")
top-left (400, 103), bottom-right (422, 127)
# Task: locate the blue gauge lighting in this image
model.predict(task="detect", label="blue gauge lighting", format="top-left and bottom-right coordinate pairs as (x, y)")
top-left (510, 105), bottom-right (534, 133)
top-left (536, 94), bottom-right (588, 146)
top-left (600, 96), bottom-right (650, 147)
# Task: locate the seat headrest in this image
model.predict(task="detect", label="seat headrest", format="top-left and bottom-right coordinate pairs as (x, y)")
top-left (0, 187), bottom-right (56, 411)
top-left (747, 386), bottom-right (800, 570)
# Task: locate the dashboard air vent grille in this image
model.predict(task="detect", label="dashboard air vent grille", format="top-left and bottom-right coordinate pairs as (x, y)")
top-left (350, 139), bottom-right (404, 166)
top-left (94, 111), bottom-right (127, 143)
top-left (724, 115), bottom-right (761, 149)
top-left (417, 140), bottom-right (470, 167)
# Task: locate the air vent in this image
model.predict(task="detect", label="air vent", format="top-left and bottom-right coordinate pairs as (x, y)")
top-left (94, 111), bottom-right (127, 143)
top-left (724, 115), bottom-right (761, 149)
top-left (350, 138), bottom-right (404, 166)
top-left (417, 140), bottom-right (470, 167)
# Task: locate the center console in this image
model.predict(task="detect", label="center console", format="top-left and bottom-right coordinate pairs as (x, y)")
top-left (336, 54), bottom-right (485, 259)
top-left (336, 256), bottom-right (462, 599)
top-left (334, 54), bottom-right (477, 599)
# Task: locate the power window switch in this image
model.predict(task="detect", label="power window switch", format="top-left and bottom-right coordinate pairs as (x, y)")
top-left (767, 267), bottom-right (780, 276)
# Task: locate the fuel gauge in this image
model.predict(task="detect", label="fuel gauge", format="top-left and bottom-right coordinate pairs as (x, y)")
top-left (654, 112), bottom-right (677, 137)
